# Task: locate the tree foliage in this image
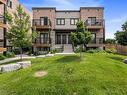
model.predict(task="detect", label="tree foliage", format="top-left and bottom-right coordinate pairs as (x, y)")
top-left (71, 21), bottom-right (92, 58)
top-left (115, 21), bottom-right (127, 46)
top-left (4, 5), bottom-right (37, 59)
top-left (105, 39), bottom-right (116, 44)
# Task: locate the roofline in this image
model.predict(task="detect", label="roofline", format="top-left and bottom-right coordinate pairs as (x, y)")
top-left (80, 7), bottom-right (104, 10)
top-left (32, 7), bottom-right (104, 10)
top-left (56, 10), bottom-right (80, 12)
top-left (32, 7), bottom-right (56, 10)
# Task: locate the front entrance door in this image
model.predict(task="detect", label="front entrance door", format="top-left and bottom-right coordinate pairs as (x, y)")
top-left (62, 35), bottom-right (67, 44)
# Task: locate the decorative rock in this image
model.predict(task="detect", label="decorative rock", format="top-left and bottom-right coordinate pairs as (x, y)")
top-left (0, 64), bottom-right (21, 72)
top-left (123, 59), bottom-right (127, 64)
top-left (17, 61), bottom-right (31, 69)
top-left (45, 54), bottom-right (55, 57)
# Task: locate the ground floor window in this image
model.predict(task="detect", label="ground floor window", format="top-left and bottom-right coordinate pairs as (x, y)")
top-left (56, 33), bottom-right (72, 44)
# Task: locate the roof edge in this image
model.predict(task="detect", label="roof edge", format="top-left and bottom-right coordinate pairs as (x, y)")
top-left (80, 7), bottom-right (104, 10)
top-left (32, 7), bottom-right (56, 10)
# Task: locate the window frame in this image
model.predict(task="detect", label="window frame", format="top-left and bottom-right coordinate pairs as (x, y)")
top-left (56, 18), bottom-right (65, 25)
top-left (70, 18), bottom-right (79, 25)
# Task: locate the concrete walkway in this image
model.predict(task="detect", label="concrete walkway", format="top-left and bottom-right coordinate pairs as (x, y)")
top-left (0, 53), bottom-right (75, 64)
top-left (0, 56), bottom-right (36, 64)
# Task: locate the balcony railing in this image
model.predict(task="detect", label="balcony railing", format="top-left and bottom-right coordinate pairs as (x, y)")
top-left (33, 19), bottom-right (51, 29)
top-left (85, 19), bottom-right (104, 27)
top-left (90, 38), bottom-right (104, 44)
top-left (33, 37), bottom-right (51, 45)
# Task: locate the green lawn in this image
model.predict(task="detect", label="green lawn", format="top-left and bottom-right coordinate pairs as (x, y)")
top-left (0, 53), bottom-right (127, 95)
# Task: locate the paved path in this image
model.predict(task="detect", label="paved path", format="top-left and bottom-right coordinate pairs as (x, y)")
top-left (0, 56), bottom-right (36, 64)
top-left (0, 53), bottom-right (75, 64)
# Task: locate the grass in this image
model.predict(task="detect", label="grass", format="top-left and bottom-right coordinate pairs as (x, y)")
top-left (0, 53), bottom-right (127, 95)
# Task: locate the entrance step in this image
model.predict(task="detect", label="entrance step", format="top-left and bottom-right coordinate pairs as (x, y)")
top-left (63, 44), bottom-right (74, 53)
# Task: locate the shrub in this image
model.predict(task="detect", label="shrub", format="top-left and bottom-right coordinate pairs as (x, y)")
top-left (5, 52), bottom-right (15, 58)
top-left (33, 51), bottom-right (49, 56)
top-left (105, 49), bottom-right (117, 54)
top-left (0, 54), bottom-right (6, 60)
top-left (86, 49), bottom-right (106, 54)
top-left (74, 47), bottom-right (81, 53)
top-left (50, 48), bottom-right (62, 54)
top-left (13, 48), bottom-right (20, 55)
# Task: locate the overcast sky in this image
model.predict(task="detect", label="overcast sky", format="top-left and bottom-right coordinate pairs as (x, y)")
top-left (20, 0), bottom-right (127, 39)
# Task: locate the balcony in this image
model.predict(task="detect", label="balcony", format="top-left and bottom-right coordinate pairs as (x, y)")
top-left (33, 37), bottom-right (51, 47)
top-left (33, 19), bottom-right (51, 30)
top-left (87, 38), bottom-right (104, 47)
top-left (0, 15), bottom-right (6, 28)
top-left (85, 19), bottom-right (104, 29)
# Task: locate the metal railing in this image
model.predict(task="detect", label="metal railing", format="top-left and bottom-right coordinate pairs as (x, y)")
top-left (90, 38), bottom-right (104, 44)
top-left (33, 37), bottom-right (51, 44)
top-left (33, 19), bottom-right (51, 26)
top-left (85, 19), bottom-right (104, 26)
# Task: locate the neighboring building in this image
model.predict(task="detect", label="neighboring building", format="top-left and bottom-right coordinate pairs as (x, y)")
top-left (32, 7), bottom-right (105, 52)
top-left (0, 0), bottom-right (32, 52)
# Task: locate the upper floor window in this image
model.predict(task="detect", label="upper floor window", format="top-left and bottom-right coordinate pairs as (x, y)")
top-left (56, 18), bottom-right (65, 25)
top-left (40, 17), bottom-right (48, 26)
top-left (7, 0), bottom-right (12, 8)
top-left (88, 17), bottom-right (96, 25)
top-left (70, 18), bottom-right (79, 25)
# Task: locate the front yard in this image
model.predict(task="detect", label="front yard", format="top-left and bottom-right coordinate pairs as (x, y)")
top-left (0, 53), bottom-right (127, 95)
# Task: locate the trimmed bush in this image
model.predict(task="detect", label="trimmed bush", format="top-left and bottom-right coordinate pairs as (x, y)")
top-left (0, 54), bottom-right (6, 60)
top-left (86, 49), bottom-right (106, 54)
top-left (50, 49), bottom-right (59, 54)
top-left (5, 52), bottom-right (15, 58)
top-left (105, 49), bottom-right (117, 54)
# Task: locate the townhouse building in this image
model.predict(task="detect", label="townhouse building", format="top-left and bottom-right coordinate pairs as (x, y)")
top-left (32, 7), bottom-right (105, 52)
top-left (0, 0), bottom-right (32, 52)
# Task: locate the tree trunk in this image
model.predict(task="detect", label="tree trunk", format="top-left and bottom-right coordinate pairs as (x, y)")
top-left (80, 44), bottom-right (83, 59)
top-left (84, 44), bottom-right (87, 51)
top-left (20, 47), bottom-right (23, 61)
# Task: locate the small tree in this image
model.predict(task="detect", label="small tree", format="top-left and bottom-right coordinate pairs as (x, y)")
top-left (71, 21), bottom-right (92, 58)
top-left (115, 21), bottom-right (127, 46)
top-left (105, 39), bottom-right (116, 44)
top-left (4, 5), bottom-right (37, 60)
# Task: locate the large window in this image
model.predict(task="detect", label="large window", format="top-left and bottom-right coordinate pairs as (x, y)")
top-left (88, 17), bottom-right (96, 25)
top-left (70, 18), bottom-right (79, 25)
top-left (56, 18), bottom-right (65, 25)
top-left (56, 34), bottom-right (61, 44)
top-left (40, 17), bottom-right (48, 26)
top-left (7, 0), bottom-right (12, 8)
top-left (40, 33), bottom-right (48, 44)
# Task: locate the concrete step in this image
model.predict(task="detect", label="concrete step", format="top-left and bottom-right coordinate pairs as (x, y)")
top-left (63, 44), bottom-right (73, 53)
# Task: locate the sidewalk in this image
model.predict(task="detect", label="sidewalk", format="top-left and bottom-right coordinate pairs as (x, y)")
top-left (0, 56), bottom-right (36, 64)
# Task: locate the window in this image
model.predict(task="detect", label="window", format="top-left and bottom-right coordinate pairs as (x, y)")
top-left (56, 34), bottom-right (61, 44)
top-left (88, 17), bottom-right (96, 25)
top-left (40, 33), bottom-right (48, 44)
top-left (56, 18), bottom-right (65, 25)
top-left (40, 17), bottom-right (48, 26)
top-left (7, 0), bottom-right (12, 8)
top-left (70, 18), bottom-right (79, 25)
